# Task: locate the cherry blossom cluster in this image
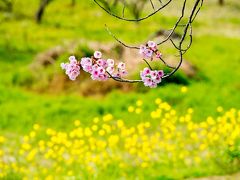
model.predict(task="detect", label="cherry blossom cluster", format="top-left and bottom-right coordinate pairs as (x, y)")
top-left (140, 67), bottom-right (164, 88)
top-left (139, 41), bottom-right (162, 60)
top-left (61, 56), bottom-right (81, 81)
top-left (61, 41), bottom-right (165, 88)
top-left (61, 51), bottom-right (128, 82)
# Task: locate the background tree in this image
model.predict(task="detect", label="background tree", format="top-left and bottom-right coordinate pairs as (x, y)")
top-left (219, 0), bottom-right (224, 5)
top-left (71, 0), bottom-right (76, 6)
top-left (97, 0), bottom-right (148, 20)
top-left (36, 0), bottom-right (53, 23)
top-left (0, 0), bottom-right (13, 12)
top-left (36, 0), bottom-right (77, 23)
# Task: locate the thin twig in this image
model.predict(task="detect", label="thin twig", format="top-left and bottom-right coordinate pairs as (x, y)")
top-left (149, 0), bottom-right (155, 10)
top-left (159, 56), bottom-right (175, 69)
top-left (143, 59), bottom-right (153, 70)
top-left (158, 0), bottom-right (163, 6)
top-left (105, 24), bottom-right (139, 49)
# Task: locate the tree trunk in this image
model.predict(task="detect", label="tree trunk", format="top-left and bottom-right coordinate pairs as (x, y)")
top-left (219, 0), bottom-right (224, 6)
top-left (35, 0), bottom-right (52, 23)
top-left (71, 0), bottom-right (75, 6)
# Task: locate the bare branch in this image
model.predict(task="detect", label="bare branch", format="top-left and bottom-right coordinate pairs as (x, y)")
top-left (92, 0), bottom-right (204, 84)
top-left (93, 0), bottom-right (173, 22)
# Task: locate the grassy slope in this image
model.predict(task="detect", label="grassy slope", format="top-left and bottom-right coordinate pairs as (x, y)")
top-left (1, 35), bottom-right (239, 133)
top-left (0, 0), bottom-right (240, 131)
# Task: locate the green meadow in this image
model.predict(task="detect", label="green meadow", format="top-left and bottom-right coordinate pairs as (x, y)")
top-left (0, 0), bottom-right (240, 179)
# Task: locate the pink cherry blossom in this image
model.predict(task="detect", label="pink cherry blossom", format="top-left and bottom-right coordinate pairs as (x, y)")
top-left (147, 41), bottom-right (156, 48)
top-left (116, 62), bottom-right (127, 77)
top-left (155, 76), bottom-right (162, 84)
top-left (106, 66), bottom-right (114, 74)
top-left (140, 68), bottom-right (164, 88)
top-left (60, 63), bottom-right (67, 70)
top-left (144, 49), bottom-right (153, 58)
top-left (61, 56), bottom-right (80, 81)
top-left (81, 57), bottom-right (93, 73)
top-left (139, 40), bottom-right (162, 60)
top-left (69, 56), bottom-right (77, 63)
top-left (150, 70), bottom-right (158, 80)
top-left (157, 70), bottom-right (164, 77)
top-left (62, 52), bottom-right (127, 83)
top-left (156, 52), bottom-right (162, 58)
top-left (139, 45), bottom-right (147, 54)
top-left (141, 67), bottom-right (151, 77)
top-left (91, 69), bottom-right (100, 80)
top-left (98, 66), bottom-right (105, 74)
top-left (91, 67), bottom-right (108, 81)
top-left (107, 59), bottom-right (115, 67)
top-left (81, 57), bottom-right (92, 66)
top-left (117, 62), bottom-right (126, 70)
top-left (98, 74), bottom-right (108, 81)
top-left (92, 64), bottom-right (99, 70)
top-left (94, 51), bottom-right (102, 59)
top-left (97, 59), bottom-right (108, 68)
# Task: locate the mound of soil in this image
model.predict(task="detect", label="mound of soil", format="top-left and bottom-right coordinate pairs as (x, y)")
top-left (28, 40), bottom-right (198, 96)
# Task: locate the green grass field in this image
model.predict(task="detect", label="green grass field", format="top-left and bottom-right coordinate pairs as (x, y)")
top-left (0, 0), bottom-right (240, 179)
